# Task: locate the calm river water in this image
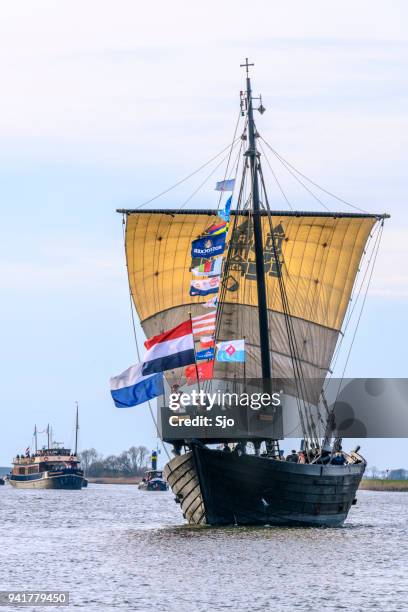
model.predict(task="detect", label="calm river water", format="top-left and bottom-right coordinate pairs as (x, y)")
top-left (0, 485), bottom-right (407, 611)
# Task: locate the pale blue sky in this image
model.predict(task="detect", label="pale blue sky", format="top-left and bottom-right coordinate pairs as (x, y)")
top-left (1, 1), bottom-right (407, 468)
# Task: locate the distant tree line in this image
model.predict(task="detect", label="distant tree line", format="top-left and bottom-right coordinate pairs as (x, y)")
top-left (365, 466), bottom-right (408, 480)
top-left (79, 446), bottom-right (150, 477)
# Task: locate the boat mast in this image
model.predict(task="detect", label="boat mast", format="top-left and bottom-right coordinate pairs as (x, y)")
top-left (47, 423), bottom-right (50, 450)
top-left (74, 401), bottom-right (79, 456)
top-left (241, 59), bottom-right (271, 379)
top-left (34, 425), bottom-right (37, 453)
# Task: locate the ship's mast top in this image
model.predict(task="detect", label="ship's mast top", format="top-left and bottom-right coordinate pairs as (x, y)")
top-left (240, 57), bottom-right (254, 77)
top-left (74, 401), bottom-right (79, 456)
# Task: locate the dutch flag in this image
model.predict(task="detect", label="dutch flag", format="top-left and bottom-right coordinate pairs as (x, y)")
top-left (142, 319), bottom-right (196, 375)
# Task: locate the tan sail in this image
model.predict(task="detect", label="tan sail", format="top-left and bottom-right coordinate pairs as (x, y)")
top-left (123, 210), bottom-right (377, 390)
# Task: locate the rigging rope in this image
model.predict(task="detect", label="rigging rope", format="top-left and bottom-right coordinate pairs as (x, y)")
top-left (121, 216), bottom-right (171, 461)
top-left (326, 222), bottom-right (382, 379)
top-left (258, 140), bottom-right (294, 211)
top-left (261, 143), bottom-right (331, 212)
top-left (259, 163), bottom-right (320, 451)
top-left (132, 137), bottom-right (242, 210)
top-left (216, 113), bottom-right (245, 210)
top-left (177, 142), bottom-right (241, 211)
top-left (333, 220), bottom-right (384, 400)
top-left (260, 137), bottom-right (369, 214)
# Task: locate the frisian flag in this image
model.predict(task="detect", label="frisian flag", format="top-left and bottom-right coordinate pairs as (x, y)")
top-left (190, 276), bottom-right (220, 297)
top-left (185, 360), bottom-right (214, 384)
top-left (191, 257), bottom-right (222, 277)
top-left (191, 233), bottom-right (226, 258)
top-left (142, 320), bottom-right (195, 375)
top-left (110, 363), bottom-right (164, 408)
top-left (191, 312), bottom-right (216, 336)
top-left (215, 178), bottom-right (235, 192)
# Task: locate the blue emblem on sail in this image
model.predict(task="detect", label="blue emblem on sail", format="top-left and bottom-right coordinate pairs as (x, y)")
top-left (191, 233), bottom-right (226, 258)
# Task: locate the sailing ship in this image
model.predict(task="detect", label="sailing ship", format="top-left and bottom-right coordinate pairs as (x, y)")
top-left (116, 60), bottom-right (388, 526)
top-left (8, 406), bottom-right (85, 490)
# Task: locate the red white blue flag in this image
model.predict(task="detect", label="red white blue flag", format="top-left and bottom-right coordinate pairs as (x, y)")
top-left (142, 320), bottom-right (195, 375)
top-left (190, 276), bottom-right (220, 297)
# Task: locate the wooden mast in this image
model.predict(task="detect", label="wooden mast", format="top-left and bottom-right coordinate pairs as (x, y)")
top-left (74, 402), bottom-right (79, 456)
top-left (240, 58), bottom-right (271, 379)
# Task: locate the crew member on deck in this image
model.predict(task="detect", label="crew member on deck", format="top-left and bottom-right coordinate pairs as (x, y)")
top-left (286, 450), bottom-right (298, 463)
top-left (331, 452), bottom-right (346, 465)
top-left (297, 451), bottom-right (306, 464)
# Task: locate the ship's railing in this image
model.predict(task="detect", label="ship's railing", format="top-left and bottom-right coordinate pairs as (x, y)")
top-left (13, 455), bottom-right (79, 464)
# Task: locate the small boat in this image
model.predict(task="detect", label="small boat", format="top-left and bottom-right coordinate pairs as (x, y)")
top-left (138, 450), bottom-right (168, 491)
top-left (138, 469), bottom-right (169, 491)
top-left (8, 448), bottom-right (85, 490)
top-left (8, 404), bottom-right (85, 490)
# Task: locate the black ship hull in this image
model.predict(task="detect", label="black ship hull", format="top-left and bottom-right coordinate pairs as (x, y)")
top-left (165, 444), bottom-right (365, 527)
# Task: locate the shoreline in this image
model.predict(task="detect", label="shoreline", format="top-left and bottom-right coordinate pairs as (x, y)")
top-left (85, 477), bottom-right (408, 491)
top-left (87, 476), bottom-right (142, 485)
top-left (360, 479), bottom-right (408, 492)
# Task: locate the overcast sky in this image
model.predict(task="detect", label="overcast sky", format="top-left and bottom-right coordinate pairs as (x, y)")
top-left (1, 1), bottom-right (407, 468)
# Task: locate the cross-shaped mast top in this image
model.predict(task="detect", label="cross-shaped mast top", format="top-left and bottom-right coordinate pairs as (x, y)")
top-left (240, 57), bottom-right (254, 76)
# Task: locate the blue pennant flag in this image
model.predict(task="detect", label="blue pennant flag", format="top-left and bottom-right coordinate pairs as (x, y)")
top-left (191, 233), bottom-right (226, 258)
top-left (196, 347), bottom-right (215, 361)
top-left (218, 196), bottom-right (232, 223)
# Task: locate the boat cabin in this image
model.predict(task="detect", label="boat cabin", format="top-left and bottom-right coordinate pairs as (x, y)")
top-left (12, 448), bottom-right (79, 477)
top-left (142, 469), bottom-right (164, 482)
